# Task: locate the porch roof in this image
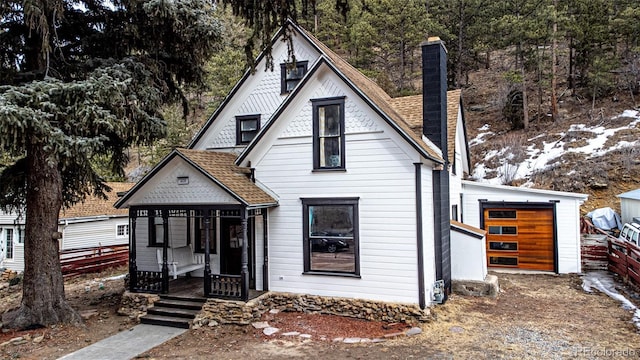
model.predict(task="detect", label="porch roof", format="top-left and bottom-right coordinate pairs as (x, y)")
top-left (115, 149), bottom-right (278, 209)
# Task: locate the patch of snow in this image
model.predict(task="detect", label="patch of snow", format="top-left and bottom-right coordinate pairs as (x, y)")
top-left (582, 271), bottom-right (640, 331)
top-left (469, 131), bottom-right (495, 147)
top-left (478, 124), bottom-right (491, 131)
top-left (472, 110), bottom-right (640, 184)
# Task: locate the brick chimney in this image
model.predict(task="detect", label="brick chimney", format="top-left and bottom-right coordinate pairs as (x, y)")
top-left (421, 37), bottom-right (448, 162)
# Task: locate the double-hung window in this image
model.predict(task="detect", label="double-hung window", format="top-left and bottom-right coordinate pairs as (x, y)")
top-left (302, 198), bottom-right (359, 276)
top-left (281, 61), bottom-right (308, 94)
top-left (116, 224), bottom-right (129, 238)
top-left (312, 97), bottom-right (346, 170)
top-left (236, 115), bottom-right (260, 145)
top-left (5, 229), bottom-right (13, 259)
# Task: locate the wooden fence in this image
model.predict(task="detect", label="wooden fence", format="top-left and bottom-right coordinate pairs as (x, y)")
top-left (608, 238), bottom-right (640, 287)
top-left (60, 244), bottom-right (128, 278)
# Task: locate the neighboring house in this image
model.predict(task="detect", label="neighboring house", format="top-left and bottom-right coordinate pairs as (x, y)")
top-left (617, 189), bottom-right (640, 225)
top-left (0, 182), bottom-right (132, 272)
top-left (116, 21), bottom-right (465, 308)
top-left (0, 211), bottom-right (25, 272)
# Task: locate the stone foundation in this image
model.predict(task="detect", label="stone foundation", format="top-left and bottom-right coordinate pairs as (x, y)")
top-left (193, 292), bottom-right (431, 327)
top-left (117, 291), bottom-right (160, 322)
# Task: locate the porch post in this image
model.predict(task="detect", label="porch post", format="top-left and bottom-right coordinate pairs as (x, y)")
top-left (129, 209), bottom-right (137, 292)
top-left (161, 210), bottom-right (169, 293)
top-left (203, 211), bottom-right (212, 296)
top-left (241, 209), bottom-right (249, 301)
top-left (262, 211), bottom-right (269, 291)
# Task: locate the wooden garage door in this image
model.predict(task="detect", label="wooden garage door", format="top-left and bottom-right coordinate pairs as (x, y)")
top-left (484, 207), bottom-right (554, 271)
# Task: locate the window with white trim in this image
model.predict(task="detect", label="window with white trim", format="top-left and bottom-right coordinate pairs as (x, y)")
top-left (116, 224), bottom-right (129, 238)
top-left (5, 229), bottom-right (13, 259)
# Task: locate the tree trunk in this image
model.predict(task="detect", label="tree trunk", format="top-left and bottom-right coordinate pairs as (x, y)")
top-left (2, 142), bottom-right (81, 329)
top-left (550, 0), bottom-right (559, 122)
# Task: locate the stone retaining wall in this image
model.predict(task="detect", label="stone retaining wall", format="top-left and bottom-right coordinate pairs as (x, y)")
top-left (194, 292), bottom-right (431, 327)
top-left (118, 291), bottom-right (160, 322)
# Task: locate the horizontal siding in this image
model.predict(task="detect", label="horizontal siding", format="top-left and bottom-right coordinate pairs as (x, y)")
top-left (260, 133), bottom-right (422, 304)
top-left (61, 218), bottom-right (129, 250)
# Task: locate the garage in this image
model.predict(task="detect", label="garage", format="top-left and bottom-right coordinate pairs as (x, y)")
top-left (461, 180), bottom-right (588, 273)
top-left (482, 205), bottom-right (555, 271)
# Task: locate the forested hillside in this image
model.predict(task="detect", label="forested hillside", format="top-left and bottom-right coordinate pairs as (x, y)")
top-left (141, 0), bottom-right (640, 211)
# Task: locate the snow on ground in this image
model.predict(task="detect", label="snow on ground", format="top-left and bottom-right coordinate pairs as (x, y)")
top-left (471, 110), bottom-right (640, 185)
top-left (582, 271), bottom-right (640, 331)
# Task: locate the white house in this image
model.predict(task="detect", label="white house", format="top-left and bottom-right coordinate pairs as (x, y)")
top-left (0, 182), bottom-right (132, 272)
top-left (115, 21), bottom-right (466, 308)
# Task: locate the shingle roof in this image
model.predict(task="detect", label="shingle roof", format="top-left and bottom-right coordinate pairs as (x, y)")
top-left (388, 89), bottom-right (462, 164)
top-left (61, 182), bottom-right (133, 219)
top-left (297, 26), bottom-right (444, 163)
top-left (176, 149), bottom-right (277, 207)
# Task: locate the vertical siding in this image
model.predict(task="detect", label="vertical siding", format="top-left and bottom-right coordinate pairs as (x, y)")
top-left (254, 215), bottom-right (264, 291)
top-left (421, 165), bottom-right (436, 304)
top-left (461, 182), bottom-right (585, 273)
top-left (620, 198), bottom-right (640, 225)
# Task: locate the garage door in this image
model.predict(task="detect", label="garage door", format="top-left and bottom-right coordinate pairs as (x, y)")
top-left (483, 207), bottom-right (555, 271)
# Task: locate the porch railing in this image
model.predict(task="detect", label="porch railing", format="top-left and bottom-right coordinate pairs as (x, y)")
top-left (207, 274), bottom-right (243, 299)
top-left (131, 270), bottom-right (163, 293)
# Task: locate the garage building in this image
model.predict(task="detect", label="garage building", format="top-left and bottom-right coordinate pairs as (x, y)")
top-left (461, 180), bottom-right (588, 274)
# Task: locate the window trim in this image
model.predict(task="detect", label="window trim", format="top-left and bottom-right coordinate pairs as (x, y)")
top-left (5, 228), bottom-right (14, 259)
top-left (312, 97), bottom-right (346, 171)
top-left (235, 114), bottom-right (261, 145)
top-left (194, 211), bottom-right (217, 254)
top-left (301, 197), bottom-right (360, 277)
top-left (148, 213), bottom-right (164, 247)
top-left (116, 224), bottom-right (129, 239)
top-left (280, 61), bottom-right (308, 94)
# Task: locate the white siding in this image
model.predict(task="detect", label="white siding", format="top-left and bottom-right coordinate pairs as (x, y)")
top-left (125, 157), bottom-right (240, 206)
top-left (620, 198), bottom-right (640, 225)
top-left (249, 67), bottom-right (431, 305)
top-left (461, 181), bottom-right (587, 273)
top-left (0, 211), bottom-right (25, 271)
top-left (254, 214), bottom-right (265, 291)
top-left (60, 217), bottom-right (129, 250)
top-left (192, 37), bottom-right (321, 151)
top-left (451, 228), bottom-right (487, 281)
top-left (421, 165), bottom-right (436, 304)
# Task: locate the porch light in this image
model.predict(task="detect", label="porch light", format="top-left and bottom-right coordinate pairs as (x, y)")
top-left (177, 176), bottom-right (189, 185)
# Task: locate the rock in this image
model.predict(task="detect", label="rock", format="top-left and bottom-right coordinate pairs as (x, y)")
top-left (33, 335), bottom-right (44, 344)
top-left (79, 309), bottom-right (99, 320)
top-left (208, 320), bottom-right (219, 327)
top-left (268, 309), bottom-right (280, 314)
top-left (383, 332), bottom-right (404, 338)
top-left (405, 327), bottom-right (422, 336)
top-left (251, 321), bottom-right (270, 329)
top-left (263, 327), bottom-right (279, 336)
top-left (332, 337), bottom-right (344, 342)
top-left (343, 338), bottom-right (361, 343)
top-left (299, 334), bottom-right (312, 339)
top-left (282, 331), bottom-right (300, 336)
top-left (450, 326), bottom-right (464, 333)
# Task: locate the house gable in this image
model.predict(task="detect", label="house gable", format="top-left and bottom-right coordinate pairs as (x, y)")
top-left (120, 155), bottom-right (240, 206)
top-left (189, 26), bottom-right (321, 151)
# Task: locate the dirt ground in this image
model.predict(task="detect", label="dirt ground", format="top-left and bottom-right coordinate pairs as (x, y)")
top-left (2, 269), bottom-right (639, 359)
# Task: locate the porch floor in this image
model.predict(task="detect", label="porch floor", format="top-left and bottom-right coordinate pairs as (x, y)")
top-left (167, 277), bottom-right (265, 301)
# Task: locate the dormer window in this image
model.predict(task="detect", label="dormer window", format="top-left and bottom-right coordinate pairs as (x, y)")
top-left (236, 115), bottom-right (260, 145)
top-left (281, 61), bottom-right (308, 94)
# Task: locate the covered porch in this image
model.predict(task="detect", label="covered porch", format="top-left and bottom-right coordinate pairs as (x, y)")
top-left (127, 205), bottom-right (270, 301)
top-left (114, 149), bottom-right (278, 302)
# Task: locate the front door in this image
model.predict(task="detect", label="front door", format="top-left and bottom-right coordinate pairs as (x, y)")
top-left (220, 219), bottom-right (245, 276)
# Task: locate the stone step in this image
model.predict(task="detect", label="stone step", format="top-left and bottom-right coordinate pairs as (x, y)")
top-left (154, 298), bottom-right (205, 311)
top-left (140, 314), bottom-right (191, 329)
top-left (147, 306), bottom-right (200, 319)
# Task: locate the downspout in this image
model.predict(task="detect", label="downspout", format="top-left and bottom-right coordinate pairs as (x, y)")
top-left (414, 162), bottom-right (426, 309)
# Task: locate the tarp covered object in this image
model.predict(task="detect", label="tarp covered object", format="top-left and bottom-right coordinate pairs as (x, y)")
top-left (586, 207), bottom-right (623, 231)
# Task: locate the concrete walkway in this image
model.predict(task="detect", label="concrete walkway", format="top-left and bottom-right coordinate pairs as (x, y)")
top-left (57, 324), bottom-right (186, 360)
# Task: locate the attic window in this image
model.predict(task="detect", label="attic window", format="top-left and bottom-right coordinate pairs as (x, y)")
top-left (236, 115), bottom-right (260, 145)
top-left (281, 61), bottom-right (308, 94)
